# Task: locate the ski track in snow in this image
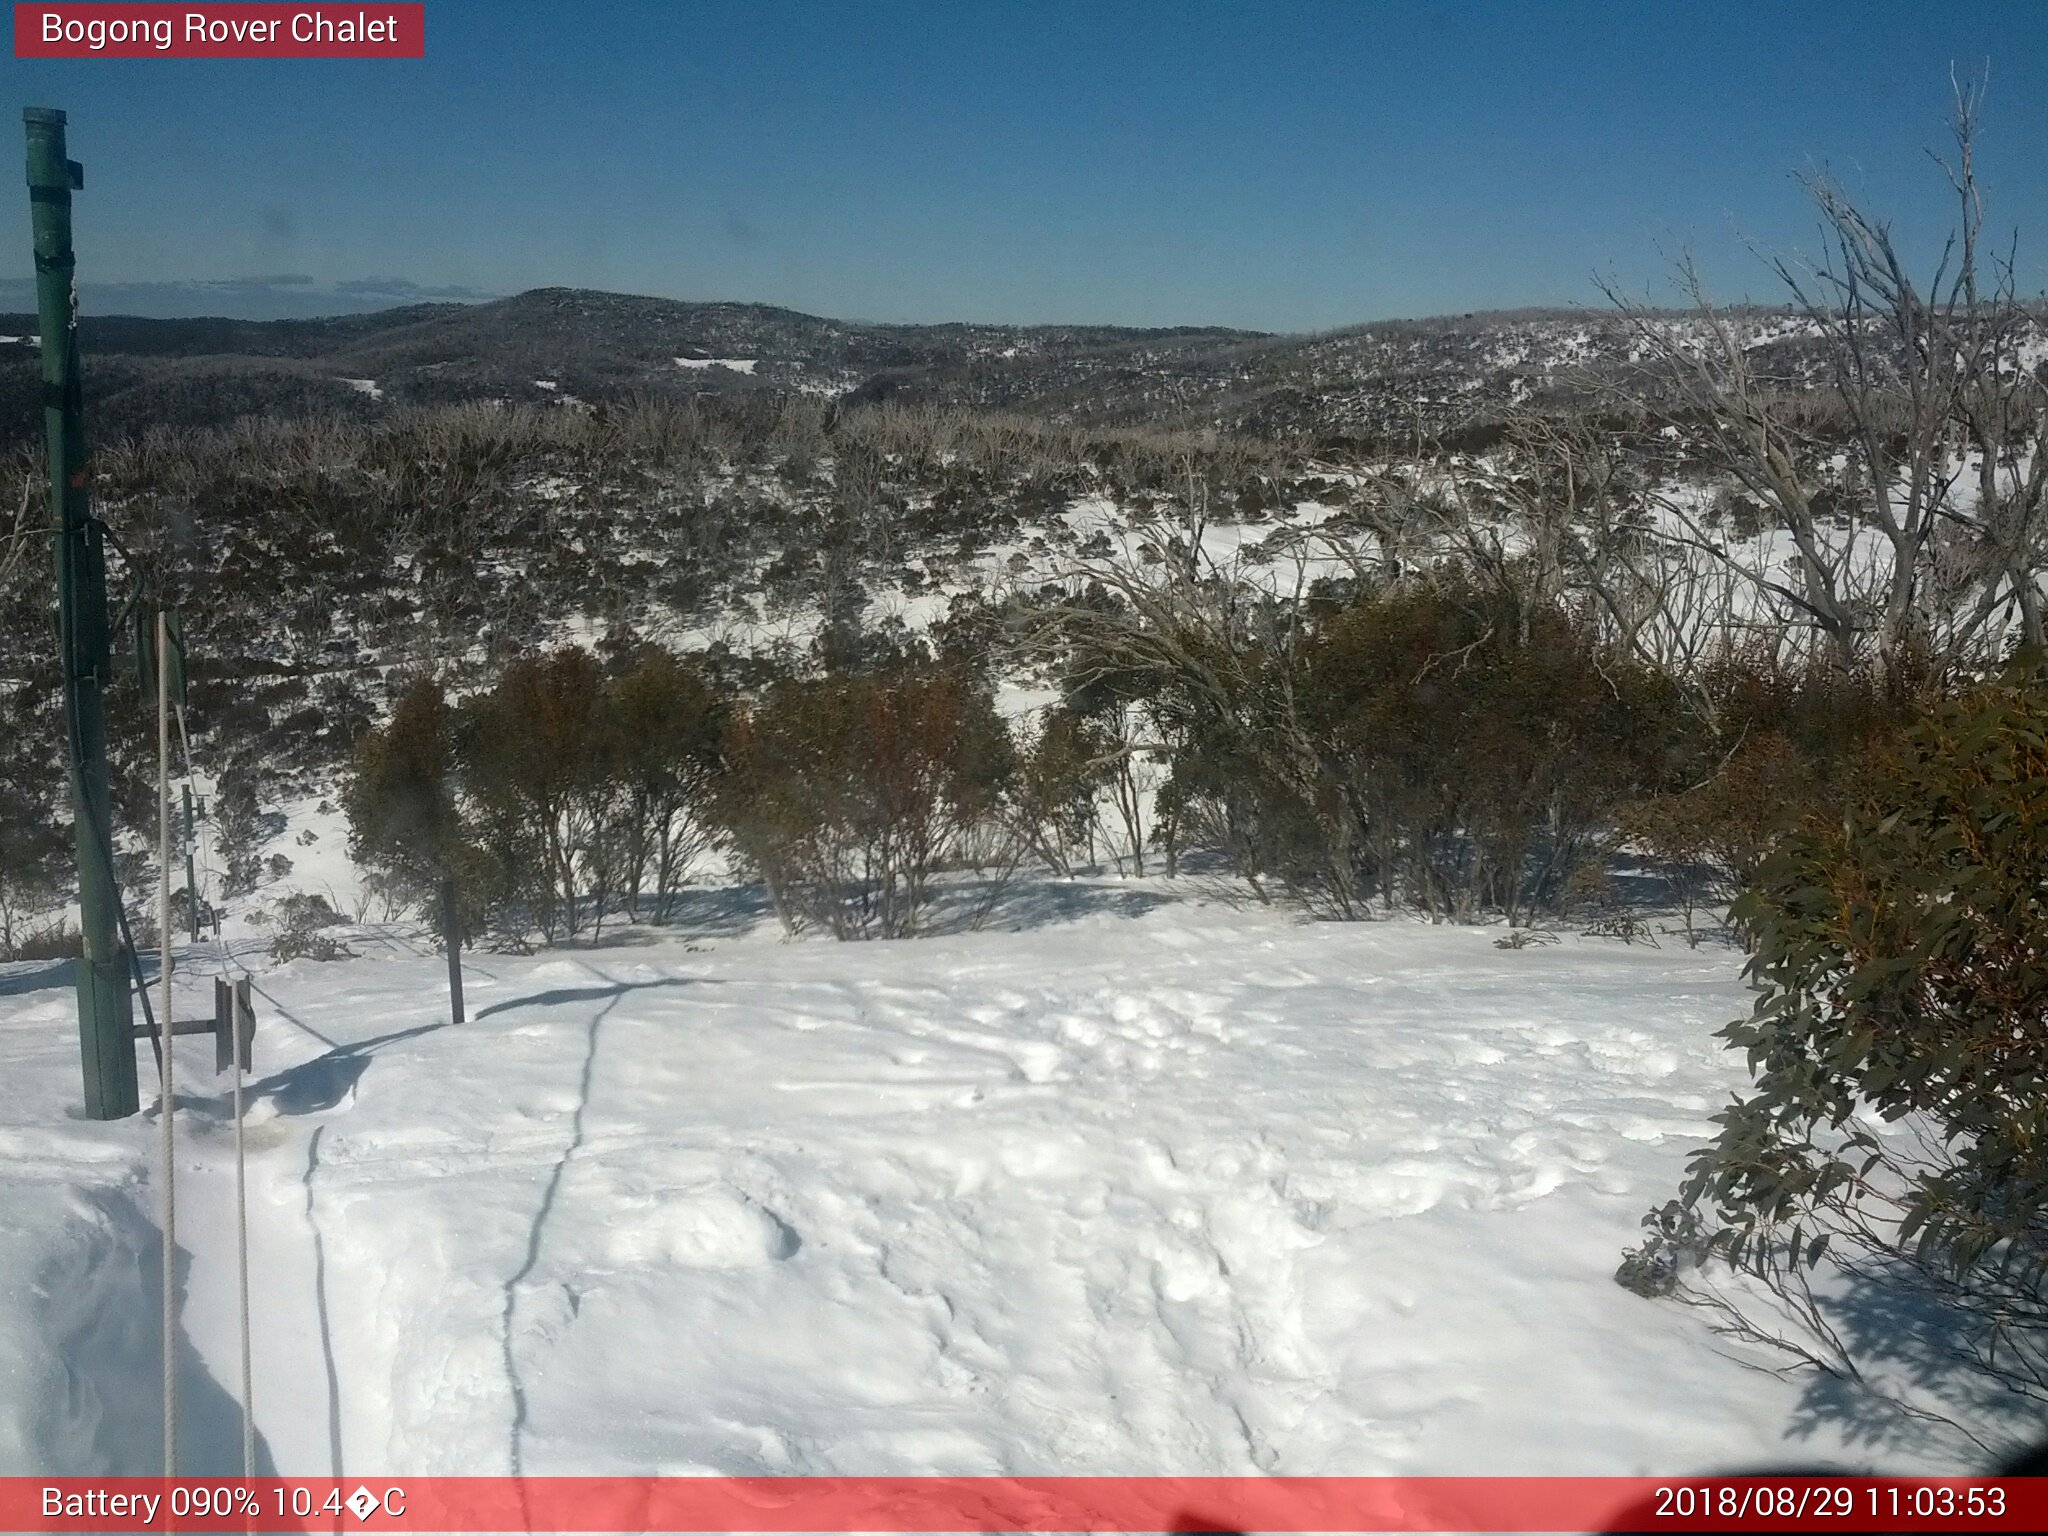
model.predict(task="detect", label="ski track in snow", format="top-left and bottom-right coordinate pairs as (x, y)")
top-left (0, 885), bottom-right (1998, 1476)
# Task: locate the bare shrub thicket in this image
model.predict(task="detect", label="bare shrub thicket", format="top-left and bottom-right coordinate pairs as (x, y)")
top-left (265, 891), bottom-right (352, 963)
top-left (1037, 528), bottom-right (1689, 923)
top-left (1603, 85), bottom-right (2048, 685)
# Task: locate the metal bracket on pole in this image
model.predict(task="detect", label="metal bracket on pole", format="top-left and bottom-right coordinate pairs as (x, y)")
top-left (213, 977), bottom-right (254, 1075)
top-left (127, 980), bottom-right (252, 1074)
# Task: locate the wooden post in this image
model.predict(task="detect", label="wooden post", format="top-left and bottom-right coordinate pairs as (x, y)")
top-left (440, 877), bottom-right (465, 1024)
top-left (182, 783), bottom-right (198, 942)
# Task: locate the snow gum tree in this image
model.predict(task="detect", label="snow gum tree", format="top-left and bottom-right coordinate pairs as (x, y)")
top-left (342, 674), bottom-right (485, 946)
top-left (715, 656), bottom-right (1016, 939)
top-left (347, 646), bottom-right (735, 947)
top-left (603, 645), bottom-right (725, 922)
top-left (457, 648), bottom-right (612, 939)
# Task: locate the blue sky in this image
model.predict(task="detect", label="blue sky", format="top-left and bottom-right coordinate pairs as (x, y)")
top-left (6, 0), bottom-right (2047, 329)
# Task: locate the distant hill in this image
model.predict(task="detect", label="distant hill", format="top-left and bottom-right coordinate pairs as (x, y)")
top-left (0, 286), bottom-right (1830, 450)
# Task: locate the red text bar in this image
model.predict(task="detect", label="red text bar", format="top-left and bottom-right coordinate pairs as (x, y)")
top-left (1, 1477), bottom-right (2041, 1533)
top-left (14, 5), bottom-right (424, 58)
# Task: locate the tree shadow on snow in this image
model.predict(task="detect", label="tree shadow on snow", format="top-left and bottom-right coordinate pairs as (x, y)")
top-left (0, 950), bottom-right (173, 1001)
top-left (0, 958), bottom-right (73, 998)
top-left (304, 1124), bottom-right (347, 1477)
top-left (928, 876), bottom-right (1174, 934)
top-left (472, 974), bottom-right (718, 1023)
top-left (500, 971), bottom-right (631, 1483)
top-left (1776, 1263), bottom-right (2047, 1462)
top-left (250, 1018), bottom-right (453, 1115)
top-left (630, 884), bottom-right (779, 939)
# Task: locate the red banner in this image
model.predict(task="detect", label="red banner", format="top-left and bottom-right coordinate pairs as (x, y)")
top-left (0, 1477), bottom-right (2039, 1533)
top-left (13, 5), bottom-right (424, 58)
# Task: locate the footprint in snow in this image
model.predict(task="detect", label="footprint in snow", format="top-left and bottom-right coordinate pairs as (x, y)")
top-left (1007, 1041), bottom-right (1063, 1083)
top-left (608, 1185), bottom-right (802, 1270)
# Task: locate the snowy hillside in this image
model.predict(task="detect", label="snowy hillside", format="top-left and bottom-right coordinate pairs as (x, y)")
top-left (0, 880), bottom-right (2015, 1479)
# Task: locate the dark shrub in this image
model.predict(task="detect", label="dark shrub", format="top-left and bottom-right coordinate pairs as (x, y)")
top-left (716, 659), bottom-right (1015, 938)
top-left (1637, 654), bottom-right (2048, 1402)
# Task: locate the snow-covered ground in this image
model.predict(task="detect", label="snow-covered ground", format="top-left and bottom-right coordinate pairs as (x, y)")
top-left (0, 879), bottom-right (2010, 1480)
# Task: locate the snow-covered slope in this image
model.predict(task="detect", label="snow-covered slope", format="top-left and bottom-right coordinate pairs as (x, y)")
top-left (0, 880), bottom-right (2007, 1478)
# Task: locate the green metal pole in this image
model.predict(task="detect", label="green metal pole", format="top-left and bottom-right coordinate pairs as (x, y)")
top-left (27, 107), bottom-right (138, 1120)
